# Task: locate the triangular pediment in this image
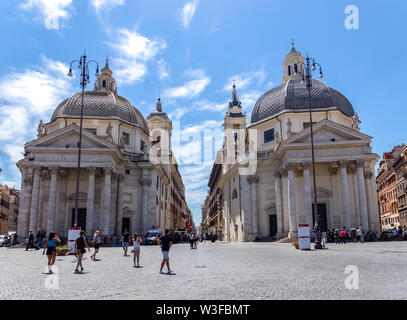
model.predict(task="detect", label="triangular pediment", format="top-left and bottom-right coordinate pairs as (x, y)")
top-left (283, 119), bottom-right (371, 145)
top-left (26, 124), bottom-right (115, 149)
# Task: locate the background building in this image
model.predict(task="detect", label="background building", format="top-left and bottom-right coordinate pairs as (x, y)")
top-left (206, 44), bottom-right (381, 242)
top-left (16, 61), bottom-right (192, 240)
top-left (0, 184), bottom-right (20, 234)
top-left (386, 144), bottom-right (407, 230)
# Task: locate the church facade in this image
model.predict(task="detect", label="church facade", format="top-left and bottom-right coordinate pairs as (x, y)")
top-left (16, 60), bottom-right (185, 239)
top-left (215, 44), bottom-right (381, 242)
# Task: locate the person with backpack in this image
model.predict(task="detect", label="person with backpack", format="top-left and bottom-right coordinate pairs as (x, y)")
top-left (42, 232), bottom-right (61, 274)
top-left (74, 231), bottom-right (90, 273)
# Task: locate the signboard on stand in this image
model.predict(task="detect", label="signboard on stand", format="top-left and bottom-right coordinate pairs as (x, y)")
top-left (298, 224), bottom-right (311, 251)
top-left (67, 227), bottom-right (81, 255)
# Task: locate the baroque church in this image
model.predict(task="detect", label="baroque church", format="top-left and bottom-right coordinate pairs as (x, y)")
top-left (16, 60), bottom-right (176, 239)
top-left (217, 44), bottom-right (381, 242)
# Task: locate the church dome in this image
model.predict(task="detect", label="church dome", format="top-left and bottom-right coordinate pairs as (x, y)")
top-left (51, 90), bottom-right (149, 133)
top-left (50, 59), bottom-right (149, 133)
top-left (251, 43), bottom-right (356, 124)
top-left (250, 78), bottom-right (355, 124)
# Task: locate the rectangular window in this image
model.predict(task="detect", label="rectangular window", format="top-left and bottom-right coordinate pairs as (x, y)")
top-left (122, 132), bottom-right (130, 145)
top-left (264, 129), bottom-right (275, 143)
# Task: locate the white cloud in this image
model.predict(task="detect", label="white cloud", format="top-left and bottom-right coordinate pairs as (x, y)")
top-left (164, 69), bottom-right (210, 99)
top-left (91, 0), bottom-right (125, 10)
top-left (193, 99), bottom-right (227, 112)
top-left (157, 59), bottom-right (169, 79)
top-left (108, 28), bottom-right (167, 84)
top-left (178, 0), bottom-right (199, 29)
top-left (168, 108), bottom-right (188, 121)
top-left (0, 56), bottom-right (73, 187)
top-left (223, 70), bottom-right (266, 91)
top-left (20, 0), bottom-right (72, 30)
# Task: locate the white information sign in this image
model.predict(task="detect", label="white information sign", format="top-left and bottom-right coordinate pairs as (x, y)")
top-left (67, 227), bottom-right (81, 254)
top-left (298, 224), bottom-right (311, 251)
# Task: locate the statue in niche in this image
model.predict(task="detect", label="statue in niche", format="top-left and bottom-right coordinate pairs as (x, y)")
top-left (119, 134), bottom-right (125, 151)
top-left (286, 118), bottom-right (292, 138)
top-left (106, 123), bottom-right (113, 140)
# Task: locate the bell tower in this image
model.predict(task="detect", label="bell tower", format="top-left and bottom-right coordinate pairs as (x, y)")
top-left (282, 40), bottom-right (305, 84)
top-left (95, 58), bottom-right (117, 94)
top-left (223, 84), bottom-right (247, 168)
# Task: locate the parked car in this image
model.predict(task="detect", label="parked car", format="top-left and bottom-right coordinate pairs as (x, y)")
top-left (144, 229), bottom-right (160, 245)
top-left (0, 235), bottom-right (5, 247)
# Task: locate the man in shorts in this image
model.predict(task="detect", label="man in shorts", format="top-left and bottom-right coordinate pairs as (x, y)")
top-left (157, 229), bottom-right (173, 274)
top-left (122, 229), bottom-right (130, 256)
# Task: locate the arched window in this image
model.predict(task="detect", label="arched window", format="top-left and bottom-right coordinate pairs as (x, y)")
top-left (294, 64), bottom-right (298, 74)
top-left (232, 189), bottom-right (238, 199)
top-left (102, 80), bottom-right (106, 87)
top-left (288, 65), bottom-right (291, 76)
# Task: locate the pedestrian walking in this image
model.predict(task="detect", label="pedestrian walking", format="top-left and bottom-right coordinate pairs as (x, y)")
top-left (132, 233), bottom-right (142, 268)
top-left (334, 229), bottom-right (340, 244)
top-left (42, 232), bottom-right (61, 274)
top-left (350, 226), bottom-right (357, 243)
top-left (157, 229), bottom-right (174, 274)
top-left (357, 226), bottom-right (364, 243)
top-left (90, 230), bottom-right (101, 261)
top-left (112, 234), bottom-right (117, 247)
top-left (74, 231), bottom-right (90, 273)
top-left (122, 229), bottom-right (130, 256)
top-left (340, 228), bottom-right (346, 244)
top-left (26, 231), bottom-right (34, 251)
top-left (189, 233), bottom-right (194, 249)
top-left (321, 231), bottom-right (327, 248)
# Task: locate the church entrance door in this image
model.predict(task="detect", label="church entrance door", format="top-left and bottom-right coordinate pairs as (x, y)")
top-left (269, 215), bottom-right (277, 237)
top-left (312, 204), bottom-right (328, 232)
top-left (71, 209), bottom-right (87, 231)
top-left (122, 218), bottom-right (130, 234)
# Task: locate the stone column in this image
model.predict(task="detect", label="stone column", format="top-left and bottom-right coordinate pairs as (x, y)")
top-left (46, 167), bottom-right (58, 232)
top-left (17, 167), bottom-right (30, 239)
top-left (102, 168), bottom-right (111, 235)
top-left (303, 162), bottom-right (313, 228)
top-left (140, 170), bottom-right (151, 234)
top-left (364, 170), bottom-right (374, 230)
top-left (274, 170), bottom-right (284, 235)
top-left (356, 160), bottom-right (369, 230)
top-left (248, 175), bottom-right (259, 236)
top-left (29, 167), bottom-right (41, 236)
top-left (287, 163), bottom-right (298, 238)
top-left (340, 161), bottom-right (351, 230)
top-left (116, 173), bottom-right (125, 235)
top-left (86, 167), bottom-right (96, 233)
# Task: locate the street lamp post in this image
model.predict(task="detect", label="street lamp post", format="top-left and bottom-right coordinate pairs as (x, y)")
top-left (298, 55), bottom-right (324, 250)
top-left (67, 53), bottom-right (99, 228)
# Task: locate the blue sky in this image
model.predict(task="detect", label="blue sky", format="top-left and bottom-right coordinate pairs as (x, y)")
top-left (0, 0), bottom-right (406, 225)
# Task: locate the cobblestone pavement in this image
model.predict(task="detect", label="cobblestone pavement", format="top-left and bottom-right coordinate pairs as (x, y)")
top-left (1, 241), bottom-right (407, 300)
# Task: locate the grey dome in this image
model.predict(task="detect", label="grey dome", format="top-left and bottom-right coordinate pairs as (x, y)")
top-left (250, 79), bottom-right (355, 123)
top-left (51, 90), bottom-right (149, 133)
